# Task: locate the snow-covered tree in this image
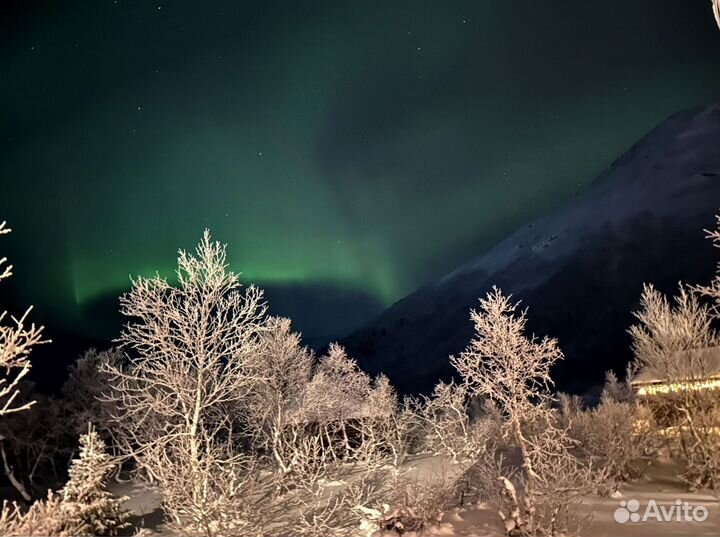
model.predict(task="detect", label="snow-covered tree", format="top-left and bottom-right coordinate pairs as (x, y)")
top-left (62, 348), bottom-right (122, 437)
top-left (104, 230), bottom-right (269, 535)
top-left (61, 424), bottom-right (129, 535)
top-left (303, 343), bottom-right (372, 422)
top-left (0, 491), bottom-right (72, 537)
top-left (0, 425), bottom-right (128, 537)
top-left (244, 316), bottom-right (313, 477)
top-left (0, 221), bottom-right (47, 417)
top-left (301, 343), bottom-right (372, 460)
top-left (358, 374), bottom-right (416, 467)
top-left (561, 372), bottom-right (657, 491)
top-left (630, 283), bottom-right (719, 381)
top-left (599, 369), bottom-right (634, 403)
top-left (451, 287), bottom-right (603, 536)
top-left (631, 282), bottom-right (720, 490)
top-left (415, 380), bottom-right (474, 462)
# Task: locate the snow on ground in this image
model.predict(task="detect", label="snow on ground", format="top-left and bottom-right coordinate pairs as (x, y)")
top-left (109, 479), bottom-right (163, 534)
top-left (579, 461), bottom-right (720, 537)
top-left (425, 459), bottom-right (720, 537)
top-left (110, 456), bottom-right (720, 536)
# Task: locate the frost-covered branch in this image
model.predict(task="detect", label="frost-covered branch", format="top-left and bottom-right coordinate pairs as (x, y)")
top-left (451, 287), bottom-right (603, 536)
top-left (104, 230), bottom-right (270, 535)
top-left (0, 221), bottom-right (47, 418)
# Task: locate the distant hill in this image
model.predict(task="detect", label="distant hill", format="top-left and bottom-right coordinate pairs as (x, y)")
top-left (342, 105), bottom-right (720, 396)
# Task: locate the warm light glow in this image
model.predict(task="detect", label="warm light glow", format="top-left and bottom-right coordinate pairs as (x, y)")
top-left (636, 378), bottom-right (720, 396)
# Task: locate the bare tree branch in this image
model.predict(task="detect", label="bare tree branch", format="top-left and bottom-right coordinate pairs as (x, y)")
top-left (104, 230), bottom-right (269, 535)
top-left (0, 221), bottom-right (48, 419)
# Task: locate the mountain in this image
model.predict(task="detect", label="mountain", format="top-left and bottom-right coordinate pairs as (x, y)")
top-left (342, 104), bottom-right (720, 396)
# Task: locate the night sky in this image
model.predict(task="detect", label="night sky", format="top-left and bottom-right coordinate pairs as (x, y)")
top-left (1, 1), bottom-right (720, 350)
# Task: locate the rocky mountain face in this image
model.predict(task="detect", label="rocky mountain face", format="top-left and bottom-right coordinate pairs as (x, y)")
top-left (342, 105), bottom-right (720, 396)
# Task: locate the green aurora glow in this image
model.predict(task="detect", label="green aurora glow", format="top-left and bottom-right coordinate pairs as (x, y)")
top-left (1, 0), bottom-right (720, 341)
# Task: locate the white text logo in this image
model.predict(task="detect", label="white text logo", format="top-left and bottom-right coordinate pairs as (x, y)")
top-left (614, 499), bottom-right (709, 524)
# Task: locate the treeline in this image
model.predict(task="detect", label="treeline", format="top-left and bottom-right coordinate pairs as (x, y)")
top-left (1, 219), bottom-right (720, 536)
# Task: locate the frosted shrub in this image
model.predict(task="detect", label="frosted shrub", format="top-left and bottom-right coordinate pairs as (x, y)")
top-left (0, 221), bottom-right (46, 418)
top-left (562, 375), bottom-right (657, 491)
top-left (451, 287), bottom-right (605, 536)
top-left (414, 381), bottom-right (492, 463)
top-left (359, 374), bottom-right (418, 467)
top-left (62, 348), bottom-right (123, 437)
top-left (630, 282), bottom-right (720, 491)
top-left (0, 425), bottom-right (128, 536)
top-left (0, 491), bottom-right (72, 537)
top-left (104, 231), bottom-right (270, 535)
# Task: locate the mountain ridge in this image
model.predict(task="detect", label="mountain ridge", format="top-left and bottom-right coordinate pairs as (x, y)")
top-left (342, 104), bottom-right (720, 395)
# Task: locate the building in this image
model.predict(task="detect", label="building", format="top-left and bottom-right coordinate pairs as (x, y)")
top-left (630, 347), bottom-right (720, 429)
top-left (631, 347), bottom-right (720, 397)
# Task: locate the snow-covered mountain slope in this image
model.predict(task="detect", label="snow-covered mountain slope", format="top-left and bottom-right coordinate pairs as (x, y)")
top-left (342, 105), bottom-right (720, 395)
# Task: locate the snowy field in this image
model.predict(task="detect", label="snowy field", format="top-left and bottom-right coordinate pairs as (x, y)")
top-left (114, 456), bottom-right (720, 537)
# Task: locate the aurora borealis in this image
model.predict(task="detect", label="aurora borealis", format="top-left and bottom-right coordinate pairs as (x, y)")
top-left (2, 1), bottom-right (720, 347)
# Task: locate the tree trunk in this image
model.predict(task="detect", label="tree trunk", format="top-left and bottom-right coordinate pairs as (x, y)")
top-left (0, 441), bottom-right (31, 502)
